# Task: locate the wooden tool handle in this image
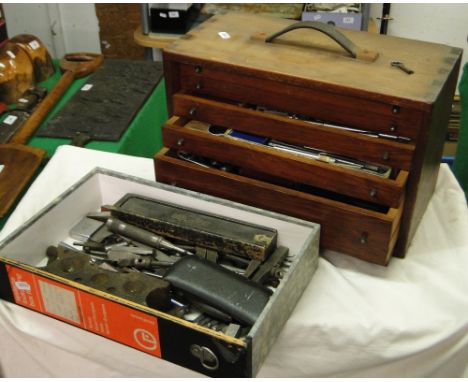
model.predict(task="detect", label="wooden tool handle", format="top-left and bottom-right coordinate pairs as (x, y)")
top-left (60, 52), bottom-right (104, 78)
top-left (0, 144), bottom-right (45, 217)
top-left (265, 21), bottom-right (379, 62)
top-left (9, 70), bottom-right (74, 145)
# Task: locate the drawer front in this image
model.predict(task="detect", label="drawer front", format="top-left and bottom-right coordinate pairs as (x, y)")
top-left (173, 93), bottom-right (416, 171)
top-left (155, 148), bottom-right (403, 265)
top-left (178, 63), bottom-right (425, 140)
top-left (163, 117), bottom-right (408, 208)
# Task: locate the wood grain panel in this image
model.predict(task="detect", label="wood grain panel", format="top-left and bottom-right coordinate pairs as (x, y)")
top-left (163, 120), bottom-right (407, 207)
top-left (177, 62), bottom-right (424, 139)
top-left (155, 148), bottom-right (401, 265)
top-left (393, 57), bottom-right (461, 257)
top-left (95, 4), bottom-right (145, 59)
top-left (172, 93), bottom-right (416, 170)
top-left (164, 13), bottom-right (461, 105)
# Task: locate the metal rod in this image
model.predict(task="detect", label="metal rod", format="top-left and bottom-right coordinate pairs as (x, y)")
top-left (380, 3), bottom-right (392, 35)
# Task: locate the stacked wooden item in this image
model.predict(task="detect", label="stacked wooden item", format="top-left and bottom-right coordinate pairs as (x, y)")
top-left (154, 13), bottom-right (462, 265)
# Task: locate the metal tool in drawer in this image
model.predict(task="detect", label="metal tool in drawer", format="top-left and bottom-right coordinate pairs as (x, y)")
top-left (267, 140), bottom-right (392, 178)
top-left (188, 123), bottom-right (393, 178)
top-left (252, 104), bottom-right (412, 143)
top-left (315, 122), bottom-right (412, 143)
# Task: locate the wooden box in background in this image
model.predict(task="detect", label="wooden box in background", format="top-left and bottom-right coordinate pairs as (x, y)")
top-left (154, 12), bottom-right (462, 265)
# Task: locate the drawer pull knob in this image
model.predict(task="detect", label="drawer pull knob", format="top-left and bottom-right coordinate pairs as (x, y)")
top-left (195, 65), bottom-right (202, 73)
top-left (360, 233), bottom-right (368, 244)
top-left (392, 105), bottom-right (400, 114)
top-left (177, 138), bottom-right (184, 146)
top-left (382, 151), bottom-right (390, 161)
top-left (369, 188), bottom-right (378, 198)
top-left (195, 82), bottom-right (203, 90)
top-left (390, 124), bottom-right (397, 132)
top-left (189, 107), bottom-right (197, 116)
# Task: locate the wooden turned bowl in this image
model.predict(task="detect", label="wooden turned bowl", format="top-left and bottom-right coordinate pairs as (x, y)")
top-left (10, 34), bottom-right (54, 82)
top-left (0, 42), bottom-right (34, 104)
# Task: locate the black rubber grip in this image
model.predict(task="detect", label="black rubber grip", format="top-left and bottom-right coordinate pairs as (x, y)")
top-left (164, 256), bottom-right (270, 325)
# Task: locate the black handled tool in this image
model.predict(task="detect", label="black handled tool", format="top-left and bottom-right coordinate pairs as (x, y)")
top-left (163, 256), bottom-right (271, 326)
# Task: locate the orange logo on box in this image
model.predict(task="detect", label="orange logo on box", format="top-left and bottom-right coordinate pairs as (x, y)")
top-left (133, 328), bottom-right (159, 351)
top-left (6, 265), bottom-right (162, 358)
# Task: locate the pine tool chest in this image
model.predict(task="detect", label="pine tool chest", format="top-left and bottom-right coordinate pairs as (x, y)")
top-left (154, 12), bottom-right (462, 265)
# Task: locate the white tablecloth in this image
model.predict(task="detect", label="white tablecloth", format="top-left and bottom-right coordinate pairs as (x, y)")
top-left (1, 145), bottom-right (467, 377)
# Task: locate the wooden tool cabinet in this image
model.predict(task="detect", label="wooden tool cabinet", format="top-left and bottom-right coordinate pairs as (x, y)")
top-left (154, 13), bottom-right (462, 265)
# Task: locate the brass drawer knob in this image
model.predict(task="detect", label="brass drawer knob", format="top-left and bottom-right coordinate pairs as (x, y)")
top-left (195, 65), bottom-right (202, 73)
top-left (189, 107), bottom-right (197, 116)
top-left (360, 233), bottom-right (368, 244)
top-left (392, 105), bottom-right (400, 114)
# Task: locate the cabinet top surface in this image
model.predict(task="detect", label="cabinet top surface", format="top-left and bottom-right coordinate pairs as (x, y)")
top-left (164, 13), bottom-right (462, 104)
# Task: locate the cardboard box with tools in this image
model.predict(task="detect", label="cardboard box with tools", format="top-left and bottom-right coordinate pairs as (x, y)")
top-left (0, 169), bottom-right (319, 377)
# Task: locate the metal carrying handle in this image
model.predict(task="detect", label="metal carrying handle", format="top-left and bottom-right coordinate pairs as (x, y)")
top-left (265, 21), bottom-right (379, 62)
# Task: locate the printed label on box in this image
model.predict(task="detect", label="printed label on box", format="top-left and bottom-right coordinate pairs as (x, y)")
top-left (38, 280), bottom-right (81, 324)
top-left (14, 280), bottom-right (32, 291)
top-left (81, 84), bottom-right (93, 92)
top-left (6, 265), bottom-right (162, 357)
top-left (3, 115), bottom-right (18, 125)
top-left (168, 11), bottom-right (179, 18)
top-left (218, 31), bottom-right (231, 40)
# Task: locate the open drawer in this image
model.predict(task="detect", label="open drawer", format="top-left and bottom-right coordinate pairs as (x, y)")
top-left (155, 148), bottom-right (405, 265)
top-left (162, 115), bottom-right (409, 208)
top-left (172, 94), bottom-right (416, 170)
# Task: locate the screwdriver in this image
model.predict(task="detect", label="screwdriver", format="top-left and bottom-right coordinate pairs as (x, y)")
top-left (106, 217), bottom-right (194, 257)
